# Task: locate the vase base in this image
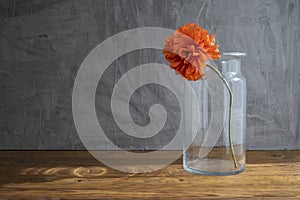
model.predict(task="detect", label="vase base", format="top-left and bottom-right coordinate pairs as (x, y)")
top-left (183, 158), bottom-right (245, 176)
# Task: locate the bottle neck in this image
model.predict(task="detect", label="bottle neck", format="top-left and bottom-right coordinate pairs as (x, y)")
top-left (221, 59), bottom-right (241, 74)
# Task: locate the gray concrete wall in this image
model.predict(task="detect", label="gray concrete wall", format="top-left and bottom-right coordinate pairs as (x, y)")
top-left (0, 0), bottom-right (299, 150)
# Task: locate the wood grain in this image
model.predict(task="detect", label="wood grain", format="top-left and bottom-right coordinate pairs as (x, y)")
top-left (0, 151), bottom-right (299, 199)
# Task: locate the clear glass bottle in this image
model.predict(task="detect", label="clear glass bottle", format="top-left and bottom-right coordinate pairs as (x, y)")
top-left (183, 52), bottom-right (247, 176)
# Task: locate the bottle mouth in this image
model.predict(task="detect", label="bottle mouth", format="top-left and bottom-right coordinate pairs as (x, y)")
top-left (220, 52), bottom-right (247, 61)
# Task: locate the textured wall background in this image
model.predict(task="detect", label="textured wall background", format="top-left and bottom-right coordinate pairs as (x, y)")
top-left (0, 0), bottom-right (299, 150)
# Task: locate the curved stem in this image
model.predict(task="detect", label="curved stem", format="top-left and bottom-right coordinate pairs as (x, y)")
top-left (206, 63), bottom-right (238, 168)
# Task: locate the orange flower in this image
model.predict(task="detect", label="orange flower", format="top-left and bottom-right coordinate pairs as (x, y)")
top-left (163, 23), bottom-right (221, 81)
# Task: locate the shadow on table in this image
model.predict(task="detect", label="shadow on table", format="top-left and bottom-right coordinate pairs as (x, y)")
top-left (246, 150), bottom-right (300, 164)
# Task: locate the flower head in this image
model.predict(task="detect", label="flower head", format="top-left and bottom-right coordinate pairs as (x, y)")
top-left (163, 23), bottom-right (221, 81)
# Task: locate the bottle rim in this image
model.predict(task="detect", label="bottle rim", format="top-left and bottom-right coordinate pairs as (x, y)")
top-left (221, 52), bottom-right (246, 61)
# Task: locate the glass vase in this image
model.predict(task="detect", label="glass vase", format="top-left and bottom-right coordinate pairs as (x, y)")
top-left (183, 52), bottom-right (247, 176)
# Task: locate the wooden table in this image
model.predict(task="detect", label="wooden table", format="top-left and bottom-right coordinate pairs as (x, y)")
top-left (0, 151), bottom-right (299, 199)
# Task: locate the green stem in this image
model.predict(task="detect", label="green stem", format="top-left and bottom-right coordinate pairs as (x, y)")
top-left (206, 63), bottom-right (238, 168)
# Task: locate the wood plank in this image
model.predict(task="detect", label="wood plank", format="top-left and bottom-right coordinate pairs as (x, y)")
top-left (0, 151), bottom-right (299, 199)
